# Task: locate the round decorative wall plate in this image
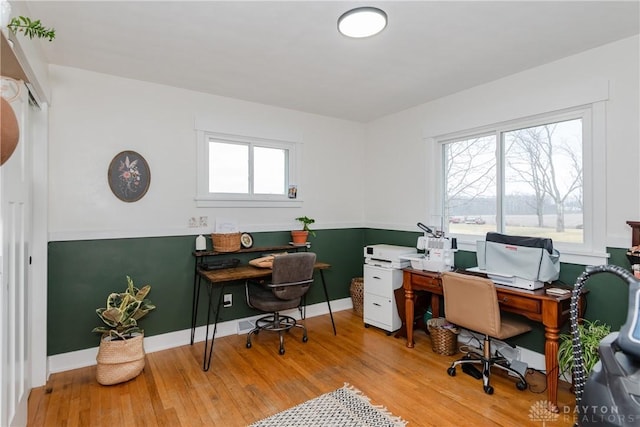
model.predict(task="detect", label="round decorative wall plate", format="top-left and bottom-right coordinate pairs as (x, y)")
top-left (108, 150), bottom-right (151, 202)
top-left (240, 232), bottom-right (254, 248)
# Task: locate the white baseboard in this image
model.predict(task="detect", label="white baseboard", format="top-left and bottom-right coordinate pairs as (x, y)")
top-left (519, 346), bottom-right (546, 372)
top-left (47, 297), bottom-right (353, 376)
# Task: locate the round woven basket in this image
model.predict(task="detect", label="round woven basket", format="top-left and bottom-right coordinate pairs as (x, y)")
top-left (350, 277), bottom-right (364, 317)
top-left (211, 233), bottom-right (241, 252)
top-left (96, 334), bottom-right (145, 385)
top-left (1, 97), bottom-right (20, 166)
top-left (427, 318), bottom-right (459, 356)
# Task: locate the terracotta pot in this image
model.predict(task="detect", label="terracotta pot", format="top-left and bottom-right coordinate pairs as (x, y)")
top-left (291, 230), bottom-right (309, 244)
top-left (1, 97), bottom-right (20, 166)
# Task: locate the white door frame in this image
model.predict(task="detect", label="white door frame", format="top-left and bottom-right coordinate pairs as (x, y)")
top-left (30, 101), bottom-right (49, 388)
top-left (0, 82), bottom-right (48, 427)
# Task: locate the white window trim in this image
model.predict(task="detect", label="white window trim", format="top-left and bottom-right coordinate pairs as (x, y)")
top-left (195, 130), bottom-right (303, 208)
top-left (428, 103), bottom-right (608, 266)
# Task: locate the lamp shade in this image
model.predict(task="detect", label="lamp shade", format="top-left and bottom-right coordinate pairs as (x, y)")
top-left (338, 7), bottom-right (387, 38)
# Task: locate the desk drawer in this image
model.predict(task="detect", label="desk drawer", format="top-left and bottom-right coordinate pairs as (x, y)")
top-left (497, 291), bottom-right (541, 314)
top-left (410, 273), bottom-right (441, 292)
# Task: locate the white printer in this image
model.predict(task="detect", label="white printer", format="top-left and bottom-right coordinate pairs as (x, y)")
top-left (364, 244), bottom-right (416, 269)
top-left (363, 245), bottom-right (416, 333)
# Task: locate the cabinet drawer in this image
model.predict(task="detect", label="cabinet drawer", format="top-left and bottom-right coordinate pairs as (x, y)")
top-left (411, 273), bottom-right (441, 292)
top-left (363, 292), bottom-right (401, 331)
top-left (497, 291), bottom-right (541, 315)
top-left (364, 265), bottom-right (402, 297)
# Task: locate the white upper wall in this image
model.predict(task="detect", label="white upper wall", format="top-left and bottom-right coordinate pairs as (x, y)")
top-left (364, 35), bottom-right (639, 249)
top-left (47, 35), bottom-right (639, 247)
top-left (47, 66), bottom-right (366, 240)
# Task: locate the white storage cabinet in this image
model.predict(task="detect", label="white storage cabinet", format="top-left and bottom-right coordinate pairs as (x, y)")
top-left (363, 264), bottom-right (403, 334)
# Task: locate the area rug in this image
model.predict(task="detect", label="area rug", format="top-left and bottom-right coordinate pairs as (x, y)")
top-left (249, 383), bottom-right (407, 426)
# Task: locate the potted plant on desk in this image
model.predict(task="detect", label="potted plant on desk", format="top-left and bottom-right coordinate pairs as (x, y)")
top-left (292, 216), bottom-right (316, 245)
top-left (92, 276), bottom-right (156, 385)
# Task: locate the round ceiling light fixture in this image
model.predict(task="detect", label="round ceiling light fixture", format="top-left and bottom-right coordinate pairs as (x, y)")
top-left (338, 7), bottom-right (387, 38)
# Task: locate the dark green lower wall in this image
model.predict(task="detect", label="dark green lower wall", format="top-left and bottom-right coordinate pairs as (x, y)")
top-left (47, 229), bottom-right (365, 355)
top-left (48, 227), bottom-right (633, 357)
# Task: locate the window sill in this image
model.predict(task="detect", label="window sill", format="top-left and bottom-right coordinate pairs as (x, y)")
top-left (195, 197), bottom-right (303, 208)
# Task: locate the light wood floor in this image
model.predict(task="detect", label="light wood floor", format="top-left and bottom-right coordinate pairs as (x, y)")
top-left (29, 310), bottom-right (577, 426)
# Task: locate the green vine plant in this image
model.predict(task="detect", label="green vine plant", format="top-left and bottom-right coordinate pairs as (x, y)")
top-left (7, 16), bottom-right (55, 41)
top-left (557, 319), bottom-right (611, 381)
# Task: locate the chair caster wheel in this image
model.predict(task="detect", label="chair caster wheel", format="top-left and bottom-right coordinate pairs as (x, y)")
top-left (516, 381), bottom-right (527, 391)
top-left (246, 342), bottom-right (252, 349)
top-left (447, 367), bottom-right (456, 376)
top-left (364, 324), bottom-right (370, 328)
top-left (302, 336), bottom-right (308, 343)
top-left (484, 385), bottom-right (494, 395)
top-left (279, 348), bottom-right (285, 355)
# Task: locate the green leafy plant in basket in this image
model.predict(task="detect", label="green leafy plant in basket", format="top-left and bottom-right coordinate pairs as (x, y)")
top-left (557, 319), bottom-right (611, 381)
top-left (92, 276), bottom-right (156, 340)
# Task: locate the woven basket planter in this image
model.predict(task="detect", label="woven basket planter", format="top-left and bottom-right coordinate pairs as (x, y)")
top-left (427, 318), bottom-right (459, 356)
top-left (1, 97), bottom-right (20, 166)
top-left (350, 277), bottom-right (364, 317)
top-left (96, 334), bottom-right (145, 385)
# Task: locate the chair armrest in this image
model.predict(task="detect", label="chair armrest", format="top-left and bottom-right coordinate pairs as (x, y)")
top-left (266, 278), bottom-right (314, 288)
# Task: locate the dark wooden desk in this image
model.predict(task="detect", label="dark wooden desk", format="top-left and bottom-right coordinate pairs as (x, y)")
top-left (190, 244), bottom-right (313, 346)
top-left (403, 267), bottom-right (585, 409)
top-left (194, 261), bottom-right (333, 371)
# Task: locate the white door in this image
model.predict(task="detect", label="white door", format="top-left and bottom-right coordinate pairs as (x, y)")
top-left (1, 78), bottom-right (32, 427)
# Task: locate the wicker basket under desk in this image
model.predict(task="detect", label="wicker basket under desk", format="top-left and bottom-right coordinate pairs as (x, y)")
top-left (427, 318), bottom-right (459, 356)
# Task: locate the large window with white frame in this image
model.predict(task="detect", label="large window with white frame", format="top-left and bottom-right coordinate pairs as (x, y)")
top-left (438, 105), bottom-right (605, 263)
top-left (195, 131), bottom-right (301, 207)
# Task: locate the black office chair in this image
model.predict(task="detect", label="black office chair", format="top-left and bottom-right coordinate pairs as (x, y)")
top-left (441, 271), bottom-right (531, 394)
top-left (245, 252), bottom-right (316, 355)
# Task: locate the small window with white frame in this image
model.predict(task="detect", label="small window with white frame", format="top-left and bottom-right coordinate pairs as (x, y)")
top-left (195, 131), bottom-right (301, 208)
top-left (435, 104), bottom-right (607, 265)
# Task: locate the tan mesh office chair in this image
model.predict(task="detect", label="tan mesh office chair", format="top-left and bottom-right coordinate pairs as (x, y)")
top-left (245, 252), bottom-right (316, 355)
top-left (441, 271), bottom-right (531, 394)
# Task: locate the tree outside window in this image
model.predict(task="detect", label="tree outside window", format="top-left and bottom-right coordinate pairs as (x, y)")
top-left (444, 117), bottom-right (583, 244)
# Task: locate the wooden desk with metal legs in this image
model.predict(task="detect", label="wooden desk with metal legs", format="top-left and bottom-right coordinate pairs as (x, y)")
top-left (192, 262), bottom-right (334, 371)
top-left (402, 267), bottom-right (585, 410)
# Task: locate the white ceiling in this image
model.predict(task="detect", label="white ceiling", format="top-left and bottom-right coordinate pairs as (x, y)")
top-left (22, 1), bottom-right (640, 122)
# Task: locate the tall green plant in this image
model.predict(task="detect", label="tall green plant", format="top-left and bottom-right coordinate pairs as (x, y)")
top-left (92, 276), bottom-right (156, 340)
top-left (557, 319), bottom-right (611, 380)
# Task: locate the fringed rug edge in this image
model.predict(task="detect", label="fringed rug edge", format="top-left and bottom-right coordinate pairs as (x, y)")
top-left (339, 382), bottom-right (408, 427)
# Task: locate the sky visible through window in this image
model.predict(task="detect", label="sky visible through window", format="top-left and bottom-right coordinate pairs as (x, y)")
top-left (209, 141), bottom-right (286, 195)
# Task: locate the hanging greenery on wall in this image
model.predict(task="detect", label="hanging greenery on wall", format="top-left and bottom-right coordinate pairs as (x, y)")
top-left (7, 16), bottom-right (55, 41)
